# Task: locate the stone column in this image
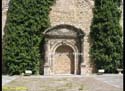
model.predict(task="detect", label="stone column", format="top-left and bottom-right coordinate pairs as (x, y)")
top-left (81, 37), bottom-right (85, 75)
top-left (44, 64), bottom-right (50, 75)
top-left (74, 52), bottom-right (78, 75)
top-left (44, 39), bottom-right (51, 75)
top-left (81, 62), bottom-right (86, 75)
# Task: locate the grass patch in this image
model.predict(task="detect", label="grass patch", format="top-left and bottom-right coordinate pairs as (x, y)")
top-left (78, 85), bottom-right (84, 91)
top-left (56, 88), bottom-right (65, 91)
top-left (65, 83), bottom-right (72, 88)
top-left (2, 86), bottom-right (28, 91)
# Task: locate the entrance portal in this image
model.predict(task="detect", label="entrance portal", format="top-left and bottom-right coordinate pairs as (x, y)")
top-left (53, 45), bottom-right (74, 74)
top-left (43, 24), bottom-right (85, 75)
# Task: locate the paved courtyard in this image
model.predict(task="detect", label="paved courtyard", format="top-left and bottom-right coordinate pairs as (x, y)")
top-left (2, 75), bottom-right (19, 86)
top-left (2, 74), bottom-right (123, 91)
top-left (93, 74), bottom-right (123, 89)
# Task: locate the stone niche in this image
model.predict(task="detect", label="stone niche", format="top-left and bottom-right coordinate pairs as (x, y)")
top-left (42, 24), bottom-right (85, 75)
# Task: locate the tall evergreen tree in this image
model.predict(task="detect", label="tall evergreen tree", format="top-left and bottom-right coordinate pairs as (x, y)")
top-left (3, 0), bottom-right (55, 75)
top-left (90, 0), bottom-right (123, 73)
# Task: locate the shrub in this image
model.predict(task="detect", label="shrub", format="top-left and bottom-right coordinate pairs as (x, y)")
top-left (3, 0), bottom-right (55, 75)
top-left (90, 0), bottom-right (123, 73)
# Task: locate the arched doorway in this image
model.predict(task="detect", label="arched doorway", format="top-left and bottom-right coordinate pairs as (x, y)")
top-left (53, 45), bottom-right (75, 74)
top-left (43, 24), bottom-right (85, 75)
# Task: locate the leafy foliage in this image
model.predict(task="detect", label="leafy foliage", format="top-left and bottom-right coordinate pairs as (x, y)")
top-left (90, 0), bottom-right (123, 73)
top-left (3, 0), bottom-right (55, 75)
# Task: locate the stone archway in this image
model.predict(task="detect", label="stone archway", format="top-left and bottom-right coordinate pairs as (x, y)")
top-left (42, 24), bottom-right (85, 75)
top-left (53, 45), bottom-right (75, 74)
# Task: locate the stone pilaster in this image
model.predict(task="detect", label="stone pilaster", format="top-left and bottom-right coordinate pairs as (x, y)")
top-left (2, 0), bottom-right (10, 38)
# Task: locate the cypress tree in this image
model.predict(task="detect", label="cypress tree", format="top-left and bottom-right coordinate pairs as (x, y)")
top-left (3, 0), bottom-right (55, 75)
top-left (90, 0), bottom-right (123, 73)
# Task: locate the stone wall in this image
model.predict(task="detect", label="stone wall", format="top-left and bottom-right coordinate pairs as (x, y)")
top-left (49, 0), bottom-right (94, 74)
top-left (49, 0), bottom-right (123, 74)
top-left (120, 0), bottom-right (123, 31)
top-left (2, 0), bottom-right (10, 37)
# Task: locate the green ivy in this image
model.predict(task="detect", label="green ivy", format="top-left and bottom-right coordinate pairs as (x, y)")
top-left (3, 0), bottom-right (55, 75)
top-left (90, 0), bottom-right (123, 73)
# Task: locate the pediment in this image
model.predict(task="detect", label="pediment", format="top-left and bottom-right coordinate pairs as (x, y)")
top-left (43, 24), bottom-right (85, 38)
top-left (46, 28), bottom-right (77, 36)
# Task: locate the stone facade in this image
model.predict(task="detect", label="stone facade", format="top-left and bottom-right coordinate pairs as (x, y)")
top-left (2, 0), bottom-right (123, 37)
top-left (2, 0), bottom-right (123, 75)
top-left (49, 0), bottom-right (94, 74)
top-left (43, 25), bottom-right (85, 75)
top-left (48, 0), bottom-right (123, 75)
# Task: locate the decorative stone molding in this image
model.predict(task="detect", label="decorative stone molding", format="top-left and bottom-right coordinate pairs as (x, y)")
top-left (43, 24), bottom-right (85, 75)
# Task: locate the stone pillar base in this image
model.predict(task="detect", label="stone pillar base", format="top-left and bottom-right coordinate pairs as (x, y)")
top-left (81, 63), bottom-right (86, 75)
top-left (44, 65), bottom-right (50, 75)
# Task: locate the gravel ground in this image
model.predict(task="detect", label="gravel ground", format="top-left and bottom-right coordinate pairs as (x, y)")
top-left (2, 74), bottom-right (123, 91)
top-left (2, 75), bottom-right (19, 86)
top-left (93, 74), bottom-right (123, 89)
